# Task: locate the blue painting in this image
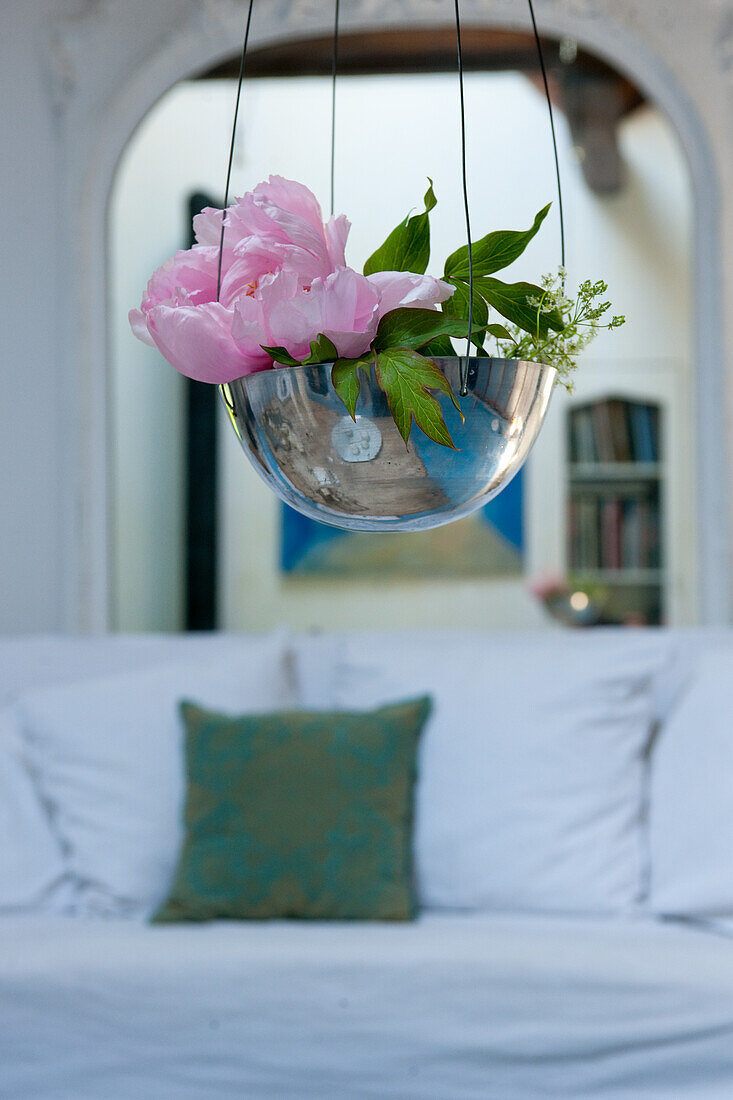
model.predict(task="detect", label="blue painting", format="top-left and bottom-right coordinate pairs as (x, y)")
top-left (281, 469), bottom-right (523, 578)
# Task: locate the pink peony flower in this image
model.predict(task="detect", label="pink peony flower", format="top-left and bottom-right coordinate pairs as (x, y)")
top-left (232, 267), bottom-right (381, 366)
top-left (129, 175), bottom-right (455, 383)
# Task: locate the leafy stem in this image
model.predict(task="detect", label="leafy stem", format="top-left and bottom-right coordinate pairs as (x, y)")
top-left (493, 274), bottom-right (626, 389)
top-left (259, 183), bottom-right (624, 447)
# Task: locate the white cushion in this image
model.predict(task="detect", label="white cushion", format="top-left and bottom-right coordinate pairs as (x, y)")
top-left (295, 630), bottom-right (668, 914)
top-left (12, 633), bottom-right (294, 917)
top-left (649, 647), bottom-right (733, 916)
top-left (0, 707), bottom-right (68, 911)
top-left (647, 628), bottom-right (733, 727)
top-left (0, 633), bottom-right (275, 706)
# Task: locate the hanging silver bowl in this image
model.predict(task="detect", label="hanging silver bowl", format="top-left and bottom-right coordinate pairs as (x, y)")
top-left (220, 356), bottom-right (556, 532)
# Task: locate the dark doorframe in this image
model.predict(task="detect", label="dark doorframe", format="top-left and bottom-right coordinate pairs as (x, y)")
top-left (184, 191), bottom-right (220, 630)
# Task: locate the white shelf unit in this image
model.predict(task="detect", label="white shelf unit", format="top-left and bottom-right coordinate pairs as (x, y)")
top-left (525, 360), bottom-right (698, 626)
top-left (575, 568), bottom-right (666, 586)
top-left (568, 462), bottom-right (663, 481)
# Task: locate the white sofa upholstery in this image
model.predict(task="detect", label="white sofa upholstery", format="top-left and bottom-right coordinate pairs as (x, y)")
top-left (1, 628), bottom-right (732, 1099)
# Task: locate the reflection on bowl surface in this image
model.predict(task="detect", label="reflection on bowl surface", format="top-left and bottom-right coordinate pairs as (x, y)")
top-left (221, 357), bottom-right (556, 532)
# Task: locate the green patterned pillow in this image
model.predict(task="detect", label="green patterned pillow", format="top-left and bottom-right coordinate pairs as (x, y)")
top-left (153, 696), bottom-right (431, 923)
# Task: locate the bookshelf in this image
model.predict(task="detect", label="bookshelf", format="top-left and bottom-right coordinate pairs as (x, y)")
top-left (525, 359), bottom-right (696, 626)
top-left (567, 397), bottom-right (664, 624)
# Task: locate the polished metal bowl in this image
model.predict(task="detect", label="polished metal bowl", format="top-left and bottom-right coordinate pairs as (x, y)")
top-left (221, 357), bottom-right (556, 531)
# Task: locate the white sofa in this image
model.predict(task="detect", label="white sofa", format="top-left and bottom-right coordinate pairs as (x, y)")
top-left (1, 628), bottom-right (733, 1100)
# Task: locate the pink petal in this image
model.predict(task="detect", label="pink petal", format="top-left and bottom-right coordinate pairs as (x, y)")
top-left (367, 271), bottom-right (455, 318)
top-left (142, 248), bottom-right (220, 312)
top-left (309, 269), bottom-right (380, 357)
top-left (229, 194), bottom-right (291, 244)
top-left (256, 270), bottom-right (320, 361)
top-left (322, 327), bottom-right (376, 359)
top-left (231, 236), bottom-right (327, 286)
top-left (267, 297), bottom-right (323, 363)
top-left (325, 215), bottom-right (350, 268)
top-left (321, 268), bottom-right (380, 331)
top-left (128, 308), bottom-right (155, 347)
top-left (218, 251), bottom-right (273, 309)
top-left (249, 178), bottom-right (334, 275)
top-left (231, 295), bottom-right (281, 369)
top-left (193, 202), bottom-right (263, 251)
top-left (227, 191), bottom-right (325, 264)
top-left (192, 206), bottom-right (225, 246)
top-left (254, 175), bottom-right (325, 234)
top-left (195, 179), bottom-right (343, 289)
top-left (255, 268), bottom-right (301, 312)
top-left (146, 302), bottom-right (255, 383)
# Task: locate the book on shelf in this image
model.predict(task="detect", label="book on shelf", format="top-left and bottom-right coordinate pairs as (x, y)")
top-left (579, 498), bottom-right (600, 569)
top-left (601, 498), bottom-right (623, 570)
top-left (607, 400), bottom-right (632, 463)
top-left (643, 499), bottom-right (662, 569)
top-left (591, 402), bottom-right (615, 463)
top-left (571, 407), bottom-right (599, 463)
top-left (621, 499), bottom-right (643, 570)
top-left (628, 403), bottom-right (659, 463)
top-left (570, 399), bottom-right (660, 465)
top-left (570, 491), bottom-right (661, 573)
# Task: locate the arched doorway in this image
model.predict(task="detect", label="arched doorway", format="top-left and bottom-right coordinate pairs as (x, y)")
top-left (65, 5), bottom-right (728, 629)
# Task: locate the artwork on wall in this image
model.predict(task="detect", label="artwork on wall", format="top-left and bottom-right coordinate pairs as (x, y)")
top-left (281, 469), bottom-right (524, 578)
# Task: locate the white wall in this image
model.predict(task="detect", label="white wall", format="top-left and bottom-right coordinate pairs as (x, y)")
top-left (1, 0), bottom-right (730, 637)
top-left (111, 73), bottom-right (691, 632)
top-left (0, 1), bottom-right (74, 633)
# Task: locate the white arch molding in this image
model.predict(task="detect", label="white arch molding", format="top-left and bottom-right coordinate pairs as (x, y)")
top-left (51, 0), bottom-right (732, 630)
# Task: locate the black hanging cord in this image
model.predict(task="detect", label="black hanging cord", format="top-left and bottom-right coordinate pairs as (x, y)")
top-left (214, 0), bottom-right (564, 336)
top-left (453, 0), bottom-right (565, 394)
top-left (453, 0), bottom-right (473, 397)
top-left (330, 0), bottom-right (341, 217)
top-left (216, 0), bottom-right (256, 303)
top-left (527, 0), bottom-right (566, 270)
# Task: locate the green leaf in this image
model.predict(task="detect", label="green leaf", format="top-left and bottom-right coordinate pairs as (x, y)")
top-left (422, 179), bottom-right (437, 214)
top-left (261, 345), bottom-right (301, 367)
top-left (487, 323), bottom-right (514, 341)
top-left (373, 347), bottom-right (460, 449)
top-left (443, 278), bottom-right (490, 350)
top-left (374, 307), bottom-right (487, 352)
top-left (443, 280), bottom-right (488, 326)
top-left (444, 203), bottom-right (552, 279)
top-left (363, 180), bottom-right (437, 276)
top-left (331, 355), bottom-right (373, 420)
top-left (474, 277), bottom-right (565, 338)
top-left (418, 334), bottom-right (456, 356)
top-left (304, 334), bottom-right (338, 364)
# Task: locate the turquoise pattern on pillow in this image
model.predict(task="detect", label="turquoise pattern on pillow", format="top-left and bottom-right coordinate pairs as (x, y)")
top-left (153, 697), bottom-right (431, 922)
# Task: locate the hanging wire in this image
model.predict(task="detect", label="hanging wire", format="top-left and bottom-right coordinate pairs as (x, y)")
top-left (330, 0), bottom-right (341, 217)
top-left (526, 0), bottom-right (566, 270)
top-left (216, 0), bottom-right (256, 303)
top-left (453, 0), bottom-right (473, 397)
top-left (215, 0), bottom-right (565, 363)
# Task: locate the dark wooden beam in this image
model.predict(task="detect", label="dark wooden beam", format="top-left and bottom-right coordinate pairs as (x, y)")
top-left (558, 73), bottom-right (630, 195)
top-left (198, 26), bottom-right (638, 91)
top-left (197, 27), bottom-right (645, 195)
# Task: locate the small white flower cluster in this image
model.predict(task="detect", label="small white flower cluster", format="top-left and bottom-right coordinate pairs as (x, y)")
top-left (496, 269), bottom-right (626, 390)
